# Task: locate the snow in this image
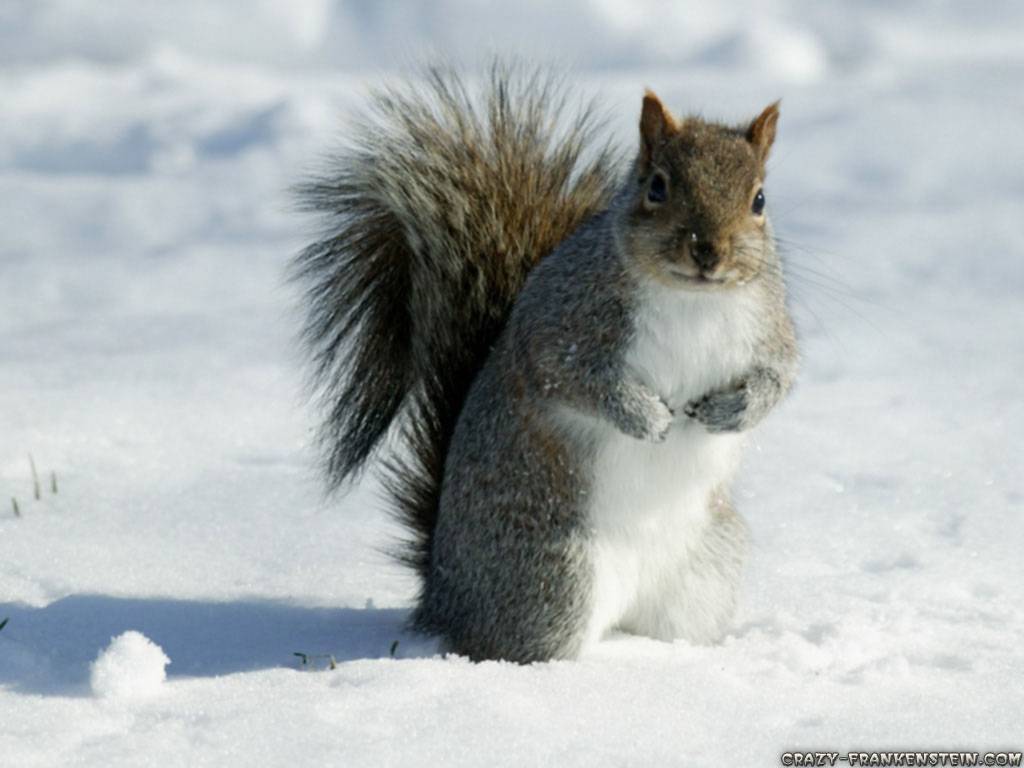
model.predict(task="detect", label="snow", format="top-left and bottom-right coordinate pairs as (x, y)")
top-left (89, 631), bottom-right (170, 700)
top-left (1, 2), bottom-right (1023, 766)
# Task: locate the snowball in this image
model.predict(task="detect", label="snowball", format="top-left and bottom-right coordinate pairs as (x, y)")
top-left (90, 631), bottom-right (170, 700)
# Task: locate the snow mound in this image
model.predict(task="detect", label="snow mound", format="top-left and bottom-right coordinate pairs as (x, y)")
top-left (703, 21), bottom-right (830, 84)
top-left (89, 631), bottom-right (170, 700)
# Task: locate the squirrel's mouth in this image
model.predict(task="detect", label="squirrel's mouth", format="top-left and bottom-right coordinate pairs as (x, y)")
top-left (666, 268), bottom-right (727, 287)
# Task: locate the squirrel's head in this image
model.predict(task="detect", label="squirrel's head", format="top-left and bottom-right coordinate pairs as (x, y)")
top-left (617, 91), bottom-right (780, 290)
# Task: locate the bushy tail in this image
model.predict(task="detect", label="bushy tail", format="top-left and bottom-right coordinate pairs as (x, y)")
top-left (293, 62), bottom-right (618, 576)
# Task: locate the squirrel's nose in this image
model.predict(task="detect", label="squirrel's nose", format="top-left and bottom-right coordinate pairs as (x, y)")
top-left (692, 240), bottom-right (719, 272)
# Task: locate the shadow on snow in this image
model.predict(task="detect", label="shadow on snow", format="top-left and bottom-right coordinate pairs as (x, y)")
top-left (0, 594), bottom-right (426, 696)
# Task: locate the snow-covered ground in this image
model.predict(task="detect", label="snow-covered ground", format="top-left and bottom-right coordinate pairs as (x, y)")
top-left (2, 2), bottom-right (1022, 765)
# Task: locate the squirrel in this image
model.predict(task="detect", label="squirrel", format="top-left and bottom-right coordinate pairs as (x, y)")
top-left (294, 63), bottom-right (798, 663)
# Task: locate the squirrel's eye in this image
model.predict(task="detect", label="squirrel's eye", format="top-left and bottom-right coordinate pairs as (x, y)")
top-left (751, 188), bottom-right (765, 216)
top-left (647, 173), bottom-right (668, 205)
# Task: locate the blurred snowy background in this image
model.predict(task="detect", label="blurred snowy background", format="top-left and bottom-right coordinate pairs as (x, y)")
top-left (1, 2), bottom-right (1022, 766)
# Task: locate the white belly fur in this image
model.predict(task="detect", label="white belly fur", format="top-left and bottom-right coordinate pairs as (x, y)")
top-left (584, 280), bottom-right (764, 645)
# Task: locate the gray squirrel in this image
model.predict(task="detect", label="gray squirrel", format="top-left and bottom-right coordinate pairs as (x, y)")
top-left (294, 63), bottom-right (798, 662)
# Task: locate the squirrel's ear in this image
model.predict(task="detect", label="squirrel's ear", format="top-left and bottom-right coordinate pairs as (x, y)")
top-left (746, 101), bottom-right (780, 161)
top-left (640, 90), bottom-right (678, 164)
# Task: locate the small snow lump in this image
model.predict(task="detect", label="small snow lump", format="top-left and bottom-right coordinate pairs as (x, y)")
top-left (90, 630), bottom-right (170, 700)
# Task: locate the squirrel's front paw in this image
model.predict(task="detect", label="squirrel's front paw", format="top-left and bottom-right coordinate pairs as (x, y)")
top-left (685, 384), bottom-right (747, 433)
top-left (625, 389), bottom-right (674, 443)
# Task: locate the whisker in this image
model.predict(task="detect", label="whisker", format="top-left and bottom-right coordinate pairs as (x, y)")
top-left (732, 241), bottom-right (895, 337)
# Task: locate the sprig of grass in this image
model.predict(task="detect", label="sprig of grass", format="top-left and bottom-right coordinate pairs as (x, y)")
top-left (28, 454), bottom-right (40, 501)
top-left (10, 457), bottom-right (60, 517)
top-left (293, 651), bottom-right (338, 670)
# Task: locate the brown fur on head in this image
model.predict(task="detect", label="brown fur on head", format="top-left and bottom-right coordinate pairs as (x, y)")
top-left (619, 91), bottom-right (780, 290)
